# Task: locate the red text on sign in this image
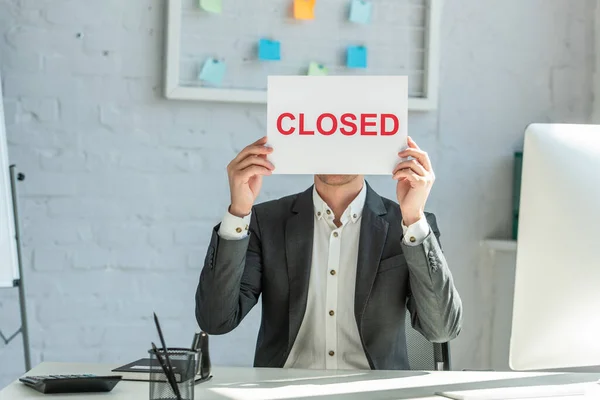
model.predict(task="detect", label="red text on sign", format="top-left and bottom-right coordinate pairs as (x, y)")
top-left (276, 113), bottom-right (400, 136)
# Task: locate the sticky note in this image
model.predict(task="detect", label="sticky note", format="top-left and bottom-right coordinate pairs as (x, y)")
top-left (199, 58), bottom-right (226, 85)
top-left (349, 0), bottom-right (372, 24)
top-left (347, 46), bottom-right (367, 68)
top-left (199, 0), bottom-right (222, 14)
top-left (308, 62), bottom-right (328, 76)
top-left (258, 39), bottom-right (281, 61)
top-left (294, 0), bottom-right (315, 20)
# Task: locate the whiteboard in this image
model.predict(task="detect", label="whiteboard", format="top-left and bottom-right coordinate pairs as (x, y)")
top-left (0, 71), bottom-right (20, 288)
top-left (164, 0), bottom-right (442, 110)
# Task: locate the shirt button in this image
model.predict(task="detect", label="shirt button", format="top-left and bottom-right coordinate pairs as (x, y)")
top-left (409, 236), bottom-right (416, 243)
top-left (329, 351), bottom-right (335, 356)
top-left (333, 232), bottom-right (339, 238)
top-left (329, 310), bottom-right (335, 316)
top-left (245, 225), bottom-right (249, 231)
top-left (326, 210), bottom-right (331, 215)
top-left (317, 212), bottom-right (321, 217)
top-left (330, 270), bottom-right (336, 276)
top-left (353, 214), bottom-right (357, 219)
top-left (236, 227), bottom-right (242, 233)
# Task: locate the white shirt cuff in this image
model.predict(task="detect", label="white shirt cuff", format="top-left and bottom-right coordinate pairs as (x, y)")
top-left (218, 210), bottom-right (251, 240)
top-left (401, 216), bottom-right (430, 246)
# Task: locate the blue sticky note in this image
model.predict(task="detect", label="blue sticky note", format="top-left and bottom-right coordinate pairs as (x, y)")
top-left (349, 0), bottom-right (372, 24)
top-left (258, 39), bottom-right (281, 61)
top-left (347, 46), bottom-right (367, 68)
top-left (198, 58), bottom-right (226, 85)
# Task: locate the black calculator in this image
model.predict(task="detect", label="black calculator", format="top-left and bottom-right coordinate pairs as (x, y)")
top-left (19, 374), bottom-right (122, 394)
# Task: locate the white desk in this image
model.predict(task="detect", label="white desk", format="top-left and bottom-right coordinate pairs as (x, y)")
top-left (1, 363), bottom-right (599, 400)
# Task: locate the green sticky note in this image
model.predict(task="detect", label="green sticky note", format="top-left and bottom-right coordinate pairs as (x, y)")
top-left (308, 62), bottom-right (328, 76)
top-left (200, 0), bottom-right (222, 14)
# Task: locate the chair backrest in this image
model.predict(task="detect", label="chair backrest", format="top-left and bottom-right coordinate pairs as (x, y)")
top-left (405, 313), bottom-right (451, 371)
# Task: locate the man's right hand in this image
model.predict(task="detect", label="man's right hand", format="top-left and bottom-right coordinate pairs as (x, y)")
top-left (227, 136), bottom-right (275, 217)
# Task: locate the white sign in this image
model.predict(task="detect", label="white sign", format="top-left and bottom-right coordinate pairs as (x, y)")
top-left (267, 76), bottom-right (408, 175)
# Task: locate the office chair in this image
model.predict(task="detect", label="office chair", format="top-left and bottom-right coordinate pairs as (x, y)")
top-left (405, 313), bottom-right (451, 371)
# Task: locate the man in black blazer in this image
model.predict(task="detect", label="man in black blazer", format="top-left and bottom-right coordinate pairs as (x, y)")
top-left (196, 136), bottom-right (462, 370)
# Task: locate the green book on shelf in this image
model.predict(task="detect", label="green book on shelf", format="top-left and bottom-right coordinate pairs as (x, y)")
top-left (512, 151), bottom-right (523, 240)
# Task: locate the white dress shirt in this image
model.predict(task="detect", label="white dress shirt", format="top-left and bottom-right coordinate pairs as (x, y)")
top-left (218, 185), bottom-right (429, 370)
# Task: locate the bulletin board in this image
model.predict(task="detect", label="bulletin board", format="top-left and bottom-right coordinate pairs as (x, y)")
top-left (164, 0), bottom-right (442, 110)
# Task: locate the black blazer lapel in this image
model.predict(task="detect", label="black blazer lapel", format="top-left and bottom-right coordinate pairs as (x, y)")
top-left (285, 187), bottom-right (314, 353)
top-left (355, 185), bottom-right (389, 332)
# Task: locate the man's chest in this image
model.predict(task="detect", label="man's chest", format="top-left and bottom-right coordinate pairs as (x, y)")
top-left (259, 213), bottom-right (410, 309)
top-left (309, 218), bottom-right (362, 299)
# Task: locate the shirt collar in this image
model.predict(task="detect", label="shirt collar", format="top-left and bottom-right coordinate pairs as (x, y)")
top-left (312, 183), bottom-right (367, 224)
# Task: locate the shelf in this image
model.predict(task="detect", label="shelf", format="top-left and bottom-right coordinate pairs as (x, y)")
top-left (481, 239), bottom-right (517, 252)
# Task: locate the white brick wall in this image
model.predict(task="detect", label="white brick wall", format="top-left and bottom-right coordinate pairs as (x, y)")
top-left (0, 0), bottom-right (595, 388)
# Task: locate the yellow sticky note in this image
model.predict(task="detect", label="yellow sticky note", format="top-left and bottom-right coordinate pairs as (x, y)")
top-left (294, 0), bottom-right (315, 20)
top-left (200, 0), bottom-right (222, 14)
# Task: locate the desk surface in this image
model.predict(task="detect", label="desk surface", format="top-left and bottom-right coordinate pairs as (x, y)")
top-left (1, 363), bottom-right (599, 400)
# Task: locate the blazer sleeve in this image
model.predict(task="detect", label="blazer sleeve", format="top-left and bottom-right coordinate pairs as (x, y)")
top-left (403, 213), bottom-right (463, 343)
top-left (195, 208), bottom-right (262, 335)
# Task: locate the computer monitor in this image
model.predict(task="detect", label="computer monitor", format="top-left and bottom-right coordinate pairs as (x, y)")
top-left (509, 124), bottom-right (600, 371)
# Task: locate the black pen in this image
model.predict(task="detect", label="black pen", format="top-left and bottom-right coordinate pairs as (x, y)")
top-left (151, 342), bottom-right (181, 400)
top-left (153, 313), bottom-right (182, 400)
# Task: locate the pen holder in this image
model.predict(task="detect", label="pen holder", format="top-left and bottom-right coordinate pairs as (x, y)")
top-left (148, 348), bottom-right (197, 400)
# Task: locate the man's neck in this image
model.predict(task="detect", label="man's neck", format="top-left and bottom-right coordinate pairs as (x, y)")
top-left (314, 177), bottom-right (365, 226)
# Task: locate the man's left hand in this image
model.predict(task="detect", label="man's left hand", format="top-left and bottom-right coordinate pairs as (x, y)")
top-left (393, 136), bottom-right (435, 226)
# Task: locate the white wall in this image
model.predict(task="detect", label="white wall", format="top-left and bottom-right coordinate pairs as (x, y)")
top-left (0, 0), bottom-right (595, 387)
top-left (594, 0), bottom-right (600, 123)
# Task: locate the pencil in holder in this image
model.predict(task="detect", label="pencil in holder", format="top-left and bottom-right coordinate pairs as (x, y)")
top-left (148, 347), bottom-right (197, 400)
